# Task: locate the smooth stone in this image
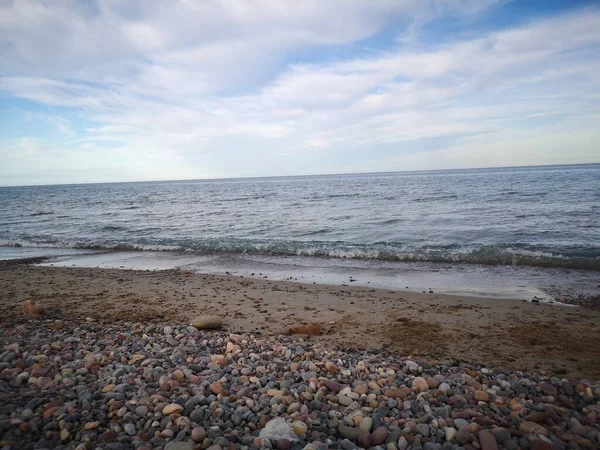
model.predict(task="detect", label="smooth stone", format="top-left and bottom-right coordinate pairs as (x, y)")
top-left (474, 390), bottom-right (490, 402)
top-left (163, 404), bottom-right (184, 415)
top-left (338, 424), bottom-right (362, 441)
top-left (325, 379), bottom-right (339, 392)
top-left (340, 439), bottom-right (359, 450)
top-left (384, 387), bottom-right (410, 399)
top-left (190, 315), bottom-right (222, 329)
top-left (520, 421), bottom-right (549, 436)
top-left (424, 443), bottom-right (441, 450)
top-left (417, 423), bottom-right (430, 437)
top-left (412, 377), bottom-right (429, 393)
top-left (478, 430), bottom-right (498, 450)
top-left (276, 438), bottom-right (291, 449)
top-left (398, 437), bottom-right (408, 449)
top-left (456, 426), bottom-right (471, 445)
top-left (354, 384), bottom-right (369, 395)
top-left (358, 431), bottom-right (372, 448)
top-left (371, 426), bottom-right (389, 445)
top-left (491, 427), bottom-right (510, 443)
top-left (445, 427), bottom-right (457, 441)
top-left (60, 429), bottom-right (70, 441)
top-left (359, 417), bottom-right (373, 432)
top-left (511, 381), bottom-right (527, 394)
top-left (85, 421), bottom-right (100, 430)
top-left (453, 419), bottom-right (469, 429)
top-left (124, 423), bottom-right (136, 436)
top-left (530, 441), bottom-right (560, 450)
top-left (190, 409), bottom-right (204, 423)
top-left (539, 382), bottom-right (558, 396)
top-left (338, 395), bottom-right (353, 406)
top-left (164, 442), bottom-right (194, 450)
top-left (209, 383), bottom-right (229, 396)
top-left (291, 421), bottom-right (307, 435)
top-left (191, 427), bottom-right (206, 442)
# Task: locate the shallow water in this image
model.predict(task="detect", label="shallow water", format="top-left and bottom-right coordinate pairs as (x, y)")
top-left (24, 249), bottom-right (599, 301)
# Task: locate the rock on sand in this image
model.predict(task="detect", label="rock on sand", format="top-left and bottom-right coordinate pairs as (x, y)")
top-left (190, 315), bottom-right (222, 330)
top-left (22, 300), bottom-right (45, 315)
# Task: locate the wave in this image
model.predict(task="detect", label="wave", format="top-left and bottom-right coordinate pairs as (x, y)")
top-left (99, 225), bottom-right (128, 231)
top-left (220, 195), bottom-right (269, 202)
top-left (294, 228), bottom-right (332, 237)
top-left (414, 195), bottom-right (459, 202)
top-left (1, 237), bottom-right (598, 271)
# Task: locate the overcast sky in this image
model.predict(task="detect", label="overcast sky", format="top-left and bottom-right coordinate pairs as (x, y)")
top-left (1, 0), bottom-right (599, 186)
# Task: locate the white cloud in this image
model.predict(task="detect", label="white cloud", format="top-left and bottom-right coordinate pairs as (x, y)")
top-left (0, 1), bottom-right (599, 184)
top-left (15, 137), bottom-right (40, 155)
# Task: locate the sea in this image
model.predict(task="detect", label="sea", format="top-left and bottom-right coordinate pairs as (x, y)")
top-left (1, 164), bottom-right (599, 301)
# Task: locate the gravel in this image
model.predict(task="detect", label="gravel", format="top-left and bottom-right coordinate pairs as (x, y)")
top-left (0, 317), bottom-right (599, 449)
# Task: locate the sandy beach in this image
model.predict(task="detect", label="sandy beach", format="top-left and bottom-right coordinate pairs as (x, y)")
top-left (2, 260), bottom-right (599, 379)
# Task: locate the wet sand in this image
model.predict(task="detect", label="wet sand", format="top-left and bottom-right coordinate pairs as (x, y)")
top-left (2, 261), bottom-right (599, 379)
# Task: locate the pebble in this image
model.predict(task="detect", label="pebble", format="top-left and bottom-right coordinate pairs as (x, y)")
top-left (371, 426), bottom-right (389, 445)
top-left (412, 377), bottom-right (430, 393)
top-left (478, 430), bottom-right (498, 450)
top-left (325, 379), bottom-right (339, 392)
top-left (164, 442), bottom-right (194, 450)
top-left (456, 425), bottom-right (471, 444)
top-left (191, 426), bottom-right (206, 442)
top-left (417, 423), bottom-right (430, 437)
top-left (338, 424), bottom-right (362, 440)
top-left (474, 390), bottom-right (490, 402)
top-left (292, 421), bottom-right (307, 435)
top-left (359, 417), bottom-right (372, 432)
top-left (491, 427), bottom-right (510, 443)
top-left (0, 317), bottom-right (596, 450)
top-left (445, 427), bottom-right (457, 441)
top-left (358, 431), bottom-right (371, 448)
top-left (189, 315), bottom-right (223, 330)
top-left (163, 403), bottom-right (184, 415)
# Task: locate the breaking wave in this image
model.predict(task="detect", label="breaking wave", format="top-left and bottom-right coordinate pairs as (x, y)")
top-left (1, 237), bottom-right (598, 271)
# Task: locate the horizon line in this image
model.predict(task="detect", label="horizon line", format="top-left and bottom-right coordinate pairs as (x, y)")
top-left (1, 161), bottom-right (598, 188)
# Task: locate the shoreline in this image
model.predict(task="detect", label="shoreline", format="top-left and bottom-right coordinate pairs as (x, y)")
top-left (4, 245), bottom-right (600, 302)
top-left (2, 261), bottom-right (600, 379)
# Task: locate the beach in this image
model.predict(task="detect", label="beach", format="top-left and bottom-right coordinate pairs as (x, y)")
top-left (1, 259), bottom-right (600, 450)
top-left (3, 1), bottom-right (600, 447)
top-left (2, 260), bottom-right (599, 379)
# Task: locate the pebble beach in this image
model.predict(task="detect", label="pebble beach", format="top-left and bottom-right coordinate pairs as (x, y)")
top-left (1, 315), bottom-right (600, 450)
top-left (1, 260), bottom-right (600, 450)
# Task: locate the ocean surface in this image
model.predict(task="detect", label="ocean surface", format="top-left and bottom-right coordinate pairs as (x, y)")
top-left (1, 164), bottom-right (599, 299)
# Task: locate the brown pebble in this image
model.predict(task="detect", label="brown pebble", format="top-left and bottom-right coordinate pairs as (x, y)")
top-left (209, 382), bottom-right (228, 396)
top-left (191, 426), bottom-right (206, 442)
top-left (371, 426), bottom-right (388, 445)
top-left (530, 440), bottom-right (559, 450)
top-left (478, 430), bottom-right (498, 450)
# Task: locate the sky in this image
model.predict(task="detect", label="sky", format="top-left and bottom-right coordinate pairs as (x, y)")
top-left (1, 0), bottom-right (599, 186)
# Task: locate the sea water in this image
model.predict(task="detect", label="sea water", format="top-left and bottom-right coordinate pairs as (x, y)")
top-left (1, 164), bottom-right (598, 299)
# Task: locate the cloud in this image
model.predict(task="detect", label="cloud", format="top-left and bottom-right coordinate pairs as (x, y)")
top-left (14, 137), bottom-right (40, 155)
top-left (0, 1), bottom-right (599, 184)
